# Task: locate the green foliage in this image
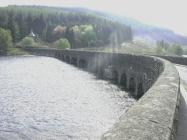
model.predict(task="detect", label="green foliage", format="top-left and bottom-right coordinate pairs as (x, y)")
top-left (183, 48), bottom-right (187, 55)
top-left (155, 46), bottom-right (166, 55)
top-left (168, 44), bottom-right (183, 56)
top-left (0, 28), bottom-right (12, 55)
top-left (156, 40), bottom-right (169, 50)
top-left (20, 37), bottom-right (36, 47)
top-left (155, 40), bottom-right (183, 56)
top-left (0, 5), bottom-right (133, 49)
top-left (70, 24), bottom-right (96, 48)
top-left (7, 47), bottom-right (28, 55)
top-left (55, 38), bottom-right (70, 49)
top-left (80, 25), bottom-right (97, 47)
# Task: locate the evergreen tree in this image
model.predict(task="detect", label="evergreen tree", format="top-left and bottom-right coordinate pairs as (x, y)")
top-left (0, 5), bottom-right (133, 48)
top-left (0, 28), bottom-right (12, 55)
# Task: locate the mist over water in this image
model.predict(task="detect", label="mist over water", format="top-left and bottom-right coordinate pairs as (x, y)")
top-left (0, 56), bottom-right (135, 140)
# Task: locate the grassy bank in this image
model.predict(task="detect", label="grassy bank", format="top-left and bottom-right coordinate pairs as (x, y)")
top-left (7, 47), bottom-right (29, 56)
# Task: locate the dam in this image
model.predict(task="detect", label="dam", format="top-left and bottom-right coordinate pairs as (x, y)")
top-left (1, 47), bottom-right (186, 140)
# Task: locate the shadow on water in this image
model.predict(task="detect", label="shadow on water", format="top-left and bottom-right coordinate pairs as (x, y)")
top-left (61, 59), bottom-right (136, 99)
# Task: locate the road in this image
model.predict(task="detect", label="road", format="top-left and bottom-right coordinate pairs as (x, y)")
top-left (175, 65), bottom-right (187, 140)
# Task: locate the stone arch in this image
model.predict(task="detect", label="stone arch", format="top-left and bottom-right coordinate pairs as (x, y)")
top-left (112, 70), bottom-right (118, 83)
top-left (79, 59), bottom-right (88, 69)
top-left (49, 52), bottom-right (53, 57)
top-left (71, 57), bottom-right (78, 66)
top-left (129, 77), bottom-right (136, 93)
top-left (61, 54), bottom-right (64, 61)
top-left (137, 83), bottom-right (144, 98)
top-left (55, 52), bottom-right (59, 58)
top-left (120, 73), bottom-right (127, 89)
top-left (57, 52), bottom-right (61, 58)
top-left (65, 55), bottom-right (70, 63)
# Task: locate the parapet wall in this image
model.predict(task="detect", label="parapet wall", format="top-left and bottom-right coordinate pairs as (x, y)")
top-left (102, 58), bottom-right (180, 140)
top-left (25, 48), bottom-right (164, 98)
top-left (155, 55), bottom-right (187, 66)
top-left (24, 47), bottom-right (180, 140)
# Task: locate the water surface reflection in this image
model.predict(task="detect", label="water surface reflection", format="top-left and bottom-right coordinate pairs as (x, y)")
top-left (0, 56), bottom-right (135, 140)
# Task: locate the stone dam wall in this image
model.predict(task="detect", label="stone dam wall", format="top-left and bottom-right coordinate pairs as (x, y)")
top-left (154, 55), bottom-right (187, 66)
top-left (24, 47), bottom-right (180, 140)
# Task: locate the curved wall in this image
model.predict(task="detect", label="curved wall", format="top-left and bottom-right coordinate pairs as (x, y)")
top-left (23, 47), bottom-right (180, 140)
top-left (57, 50), bottom-right (164, 98)
top-left (155, 55), bottom-right (187, 66)
top-left (102, 58), bottom-right (180, 140)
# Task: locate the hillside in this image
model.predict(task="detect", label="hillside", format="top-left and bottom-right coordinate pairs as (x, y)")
top-left (0, 6), bottom-right (132, 48)
top-left (68, 8), bottom-right (187, 45)
top-left (114, 16), bottom-right (187, 45)
top-left (1, 5), bottom-right (186, 48)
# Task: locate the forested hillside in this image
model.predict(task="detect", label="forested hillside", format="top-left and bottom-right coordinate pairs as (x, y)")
top-left (0, 6), bottom-right (132, 48)
top-left (68, 8), bottom-right (187, 45)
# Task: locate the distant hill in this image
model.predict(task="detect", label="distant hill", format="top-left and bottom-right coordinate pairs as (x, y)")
top-left (0, 6), bottom-right (132, 48)
top-left (2, 6), bottom-right (187, 46)
top-left (68, 8), bottom-right (187, 45)
top-left (107, 15), bottom-right (187, 45)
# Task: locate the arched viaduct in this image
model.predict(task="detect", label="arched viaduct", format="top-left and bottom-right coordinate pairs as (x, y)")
top-left (23, 47), bottom-right (185, 140)
top-left (26, 48), bottom-right (164, 99)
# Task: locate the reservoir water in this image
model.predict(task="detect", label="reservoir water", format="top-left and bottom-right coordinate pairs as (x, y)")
top-left (0, 56), bottom-right (135, 140)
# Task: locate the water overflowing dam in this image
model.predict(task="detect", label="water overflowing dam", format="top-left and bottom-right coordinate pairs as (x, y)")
top-left (0, 56), bottom-right (135, 139)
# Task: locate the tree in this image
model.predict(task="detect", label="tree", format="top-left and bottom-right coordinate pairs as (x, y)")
top-left (20, 37), bottom-right (35, 47)
top-left (42, 24), bottom-right (48, 41)
top-left (32, 14), bottom-right (46, 35)
top-left (155, 46), bottom-right (165, 55)
top-left (52, 25), bottom-right (67, 41)
top-left (156, 40), bottom-right (173, 55)
top-left (156, 40), bottom-right (169, 51)
top-left (71, 25), bottom-right (82, 48)
top-left (17, 13), bottom-right (28, 39)
top-left (169, 44), bottom-right (183, 56)
top-left (12, 23), bottom-right (21, 42)
top-left (80, 25), bottom-right (97, 47)
top-left (65, 27), bottom-right (76, 48)
top-left (0, 28), bottom-right (12, 55)
top-left (0, 5), bottom-right (133, 47)
top-left (54, 38), bottom-right (71, 49)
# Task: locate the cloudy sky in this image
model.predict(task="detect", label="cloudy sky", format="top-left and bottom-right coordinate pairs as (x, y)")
top-left (0, 0), bottom-right (186, 36)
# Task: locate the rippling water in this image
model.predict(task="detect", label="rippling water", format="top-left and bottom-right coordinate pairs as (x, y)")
top-left (0, 56), bottom-right (135, 140)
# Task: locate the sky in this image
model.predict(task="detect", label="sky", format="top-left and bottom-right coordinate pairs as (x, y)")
top-left (0, 0), bottom-right (186, 36)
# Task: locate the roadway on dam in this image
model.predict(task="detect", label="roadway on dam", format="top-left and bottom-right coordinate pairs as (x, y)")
top-left (176, 65), bottom-right (187, 140)
top-left (0, 56), bottom-right (135, 140)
